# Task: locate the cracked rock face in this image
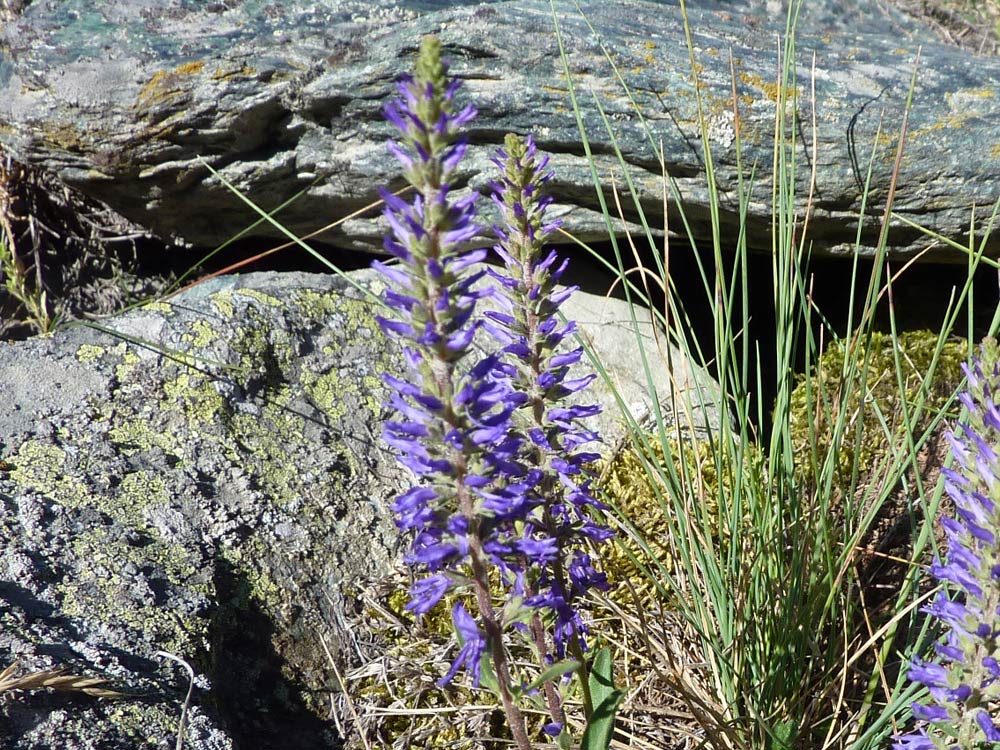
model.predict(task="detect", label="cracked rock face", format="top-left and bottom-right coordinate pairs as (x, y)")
top-left (1, 0), bottom-right (997, 261)
top-left (0, 269), bottom-right (721, 749)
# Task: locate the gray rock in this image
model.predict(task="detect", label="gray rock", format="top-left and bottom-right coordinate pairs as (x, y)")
top-left (0, 268), bottom-right (721, 749)
top-left (0, 0), bottom-right (994, 262)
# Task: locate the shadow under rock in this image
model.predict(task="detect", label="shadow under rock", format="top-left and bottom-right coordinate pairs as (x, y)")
top-left (205, 558), bottom-right (340, 750)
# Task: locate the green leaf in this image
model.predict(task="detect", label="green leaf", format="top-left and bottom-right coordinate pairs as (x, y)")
top-left (771, 720), bottom-right (797, 750)
top-left (477, 651), bottom-right (500, 695)
top-left (581, 648), bottom-right (624, 750)
top-left (523, 659), bottom-right (581, 693)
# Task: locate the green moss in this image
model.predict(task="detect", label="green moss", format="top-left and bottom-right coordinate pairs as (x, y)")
top-left (594, 435), bottom-right (758, 609)
top-left (788, 330), bottom-right (968, 479)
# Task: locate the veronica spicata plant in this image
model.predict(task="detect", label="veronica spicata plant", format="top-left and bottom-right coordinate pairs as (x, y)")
top-left (374, 36), bottom-right (616, 749)
top-left (892, 339), bottom-right (1000, 750)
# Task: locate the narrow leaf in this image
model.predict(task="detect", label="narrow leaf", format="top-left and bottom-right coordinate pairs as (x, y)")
top-left (524, 659), bottom-right (581, 693)
top-left (581, 648), bottom-right (624, 750)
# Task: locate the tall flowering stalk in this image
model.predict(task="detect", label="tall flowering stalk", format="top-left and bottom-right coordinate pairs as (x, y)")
top-left (374, 36), bottom-right (614, 748)
top-left (893, 339), bottom-right (1000, 750)
top-left (485, 133), bottom-right (613, 731)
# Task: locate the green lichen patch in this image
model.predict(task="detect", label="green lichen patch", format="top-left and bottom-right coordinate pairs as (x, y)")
top-left (293, 288), bottom-right (345, 318)
top-left (163, 372), bottom-right (230, 432)
top-left (101, 701), bottom-right (181, 745)
top-left (183, 319), bottom-right (217, 349)
top-left (210, 291), bottom-right (236, 319)
top-left (233, 288), bottom-right (282, 308)
top-left (76, 344), bottom-right (106, 363)
top-left (60, 530), bottom-right (210, 658)
top-left (115, 348), bottom-right (143, 382)
top-left (109, 416), bottom-right (182, 458)
top-left (119, 471), bottom-right (172, 511)
top-left (139, 300), bottom-right (175, 315)
top-left (10, 441), bottom-right (90, 509)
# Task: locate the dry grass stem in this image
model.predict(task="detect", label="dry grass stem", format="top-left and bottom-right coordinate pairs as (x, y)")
top-left (0, 660), bottom-right (123, 699)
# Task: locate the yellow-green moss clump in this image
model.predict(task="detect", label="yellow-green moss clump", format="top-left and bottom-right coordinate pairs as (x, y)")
top-left (788, 330), bottom-right (968, 480)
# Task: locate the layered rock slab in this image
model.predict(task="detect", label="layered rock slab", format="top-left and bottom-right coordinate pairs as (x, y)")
top-left (0, 0), bottom-right (996, 261)
top-left (0, 269), bottom-right (721, 749)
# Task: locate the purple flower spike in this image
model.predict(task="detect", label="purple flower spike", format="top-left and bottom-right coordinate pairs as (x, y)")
top-left (894, 339), bottom-right (1000, 749)
top-left (374, 40), bottom-right (609, 735)
top-left (485, 131), bottom-right (612, 660)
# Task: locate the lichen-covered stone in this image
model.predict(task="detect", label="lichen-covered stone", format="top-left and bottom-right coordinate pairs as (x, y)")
top-left (1, 271), bottom-right (408, 749)
top-left (0, 269), bottom-right (720, 749)
top-left (0, 1), bottom-right (994, 261)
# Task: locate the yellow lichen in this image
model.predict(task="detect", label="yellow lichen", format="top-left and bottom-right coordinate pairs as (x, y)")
top-left (183, 319), bottom-right (216, 349)
top-left (739, 71), bottom-right (798, 104)
top-left (211, 64), bottom-right (257, 81)
top-left (141, 301), bottom-right (174, 315)
top-left (210, 291), bottom-right (236, 318)
top-left (234, 288), bottom-right (282, 307)
top-left (9, 442), bottom-right (89, 508)
top-left (60, 531), bottom-right (207, 657)
top-left (136, 62), bottom-right (205, 110)
top-left (76, 344), bottom-right (106, 363)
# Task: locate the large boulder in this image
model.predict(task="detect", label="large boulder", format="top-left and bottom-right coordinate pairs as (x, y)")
top-left (0, 0), bottom-right (995, 262)
top-left (0, 268), bottom-right (721, 749)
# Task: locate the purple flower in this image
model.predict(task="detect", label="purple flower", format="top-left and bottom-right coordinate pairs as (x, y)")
top-left (375, 36), bottom-right (514, 627)
top-left (894, 341), bottom-right (1000, 749)
top-left (975, 711), bottom-right (1000, 741)
top-left (374, 41), bottom-right (611, 731)
top-left (437, 603), bottom-right (487, 687)
top-left (406, 573), bottom-right (452, 615)
top-left (542, 722), bottom-right (563, 737)
top-left (890, 731), bottom-right (936, 750)
top-left (483, 132), bottom-right (612, 663)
